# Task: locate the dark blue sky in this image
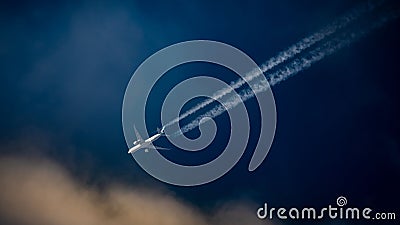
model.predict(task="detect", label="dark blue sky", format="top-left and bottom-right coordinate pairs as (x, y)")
top-left (1, 0), bottom-right (399, 224)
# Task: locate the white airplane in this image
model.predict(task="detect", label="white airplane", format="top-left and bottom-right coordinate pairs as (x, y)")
top-left (128, 126), bottom-right (168, 154)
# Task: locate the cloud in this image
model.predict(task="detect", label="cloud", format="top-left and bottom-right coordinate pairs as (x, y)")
top-left (0, 156), bottom-right (274, 225)
top-left (212, 203), bottom-right (269, 225)
top-left (0, 156), bottom-right (204, 225)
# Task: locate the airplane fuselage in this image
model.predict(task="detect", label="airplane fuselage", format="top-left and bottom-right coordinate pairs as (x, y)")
top-left (128, 133), bottom-right (162, 154)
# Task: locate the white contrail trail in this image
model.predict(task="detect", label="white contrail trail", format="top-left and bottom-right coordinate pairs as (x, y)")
top-left (165, 1), bottom-right (381, 128)
top-left (176, 37), bottom-right (351, 135)
top-left (174, 11), bottom-right (397, 136)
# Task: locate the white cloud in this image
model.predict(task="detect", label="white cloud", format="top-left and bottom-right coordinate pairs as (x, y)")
top-left (0, 156), bottom-right (274, 225)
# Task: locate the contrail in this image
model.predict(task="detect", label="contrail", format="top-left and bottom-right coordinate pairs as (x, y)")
top-left (174, 11), bottom-right (398, 136)
top-left (165, 1), bottom-right (382, 128)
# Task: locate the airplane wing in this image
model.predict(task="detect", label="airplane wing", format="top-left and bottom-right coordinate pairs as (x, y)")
top-left (147, 145), bottom-right (170, 151)
top-left (133, 125), bottom-right (144, 142)
top-left (154, 146), bottom-right (170, 151)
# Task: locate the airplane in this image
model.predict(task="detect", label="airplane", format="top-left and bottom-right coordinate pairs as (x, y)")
top-left (128, 126), bottom-right (168, 154)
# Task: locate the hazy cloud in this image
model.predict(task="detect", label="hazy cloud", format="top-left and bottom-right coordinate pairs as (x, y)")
top-left (0, 155), bottom-right (274, 225)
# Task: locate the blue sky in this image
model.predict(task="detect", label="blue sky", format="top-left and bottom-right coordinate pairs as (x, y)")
top-left (0, 0), bottom-right (399, 224)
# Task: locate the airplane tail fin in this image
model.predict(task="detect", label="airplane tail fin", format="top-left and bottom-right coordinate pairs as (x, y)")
top-left (157, 126), bottom-right (166, 135)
